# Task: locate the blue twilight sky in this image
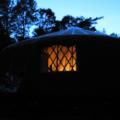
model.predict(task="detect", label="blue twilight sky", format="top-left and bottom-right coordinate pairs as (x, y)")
top-left (36, 0), bottom-right (120, 35)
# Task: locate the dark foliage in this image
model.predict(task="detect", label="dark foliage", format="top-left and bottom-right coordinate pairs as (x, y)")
top-left (61, 16), bottom-right (103, 31)
top-left (52, 20), bottom-right (62, 32)
top-left (0, 0), bottom-right (15, 33)
top-left (61, 15), bottom-right (76, 29)
top-left (110, 33), bottom-right (120, 38)
top-left (34, 13), bottom-right (103, 36)
top-left (0, 0), bottom-right (17, 50)
top-left (0, 22), bottom-right (14, 51)
top-left (34, 8), bottom-right (56, 35)
top-left (10, 0), bottom-right (37, 40)
top-left (34, 27), bottom-right (46, 36)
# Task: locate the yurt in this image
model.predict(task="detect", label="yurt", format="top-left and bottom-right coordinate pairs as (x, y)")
top-left (0, 27), bottom-right (120, 97)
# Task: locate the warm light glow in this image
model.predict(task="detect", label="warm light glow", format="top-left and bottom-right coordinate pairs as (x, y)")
top-left (44, 45), bottom-right (77, 72)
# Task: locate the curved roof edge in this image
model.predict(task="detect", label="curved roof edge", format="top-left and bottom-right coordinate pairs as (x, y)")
top-left (0, 27), bottom-right (119, 52)
top-left (32, 27), bottom-right (109, 40)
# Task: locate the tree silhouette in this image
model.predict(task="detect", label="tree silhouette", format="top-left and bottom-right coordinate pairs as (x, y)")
top-left (34, 15), bottom-right (103, 37)
top-left (110, 33), bottom-right (120, 38)
top-left (34, 27), bottom-right (45, 36)
top-left (0, 22), bottom-right (14, 51)
top-left (0, 0), bottom-right (15, 33)
top-left (77, 17), bottom-right (103, 31)
top-left (34, 8), bottom-right (56, 34)
top-left (10, 0), bottom-right (37, 41)
top-left (60, 15), bottom-right (103, 31)
top-left (52, 20), bottom-right (62, 32)
top-left (0, 0), bottom-right (15, 50)
top-left (61, 15), bottom-right (76, 29)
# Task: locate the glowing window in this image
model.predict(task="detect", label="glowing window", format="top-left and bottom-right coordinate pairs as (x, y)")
top-left (44, 45), bottom-right (77, 72)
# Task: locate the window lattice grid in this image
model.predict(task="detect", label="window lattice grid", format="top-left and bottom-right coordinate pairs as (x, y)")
top-left (44, 45), bottom-right (77, 72)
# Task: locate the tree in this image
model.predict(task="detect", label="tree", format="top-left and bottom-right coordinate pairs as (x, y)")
top-left (0, 22), bottom-right (14, 51)
top-left (34, 27), bottom-right (45, 36)
top-left (0, 0), bottom-right (15, 32)
top-left (60, 15), bottom-right (103, 31)
top-left (0, 0), bottom-right (15, 50)
top-left (35, 8), bottom-right (56, 33)
top-left (77, 16), bottom-right (103, 31)
top-left (110, 33), bottom-right (120, 38)
top-left (10, 0), bottom-right (37, 41)
top-left (52, 20), bottom-right (62, 32)
top-left (61, 15), bottom-right (76, 29)
top-left (34, 14), bottom-right (103, 37)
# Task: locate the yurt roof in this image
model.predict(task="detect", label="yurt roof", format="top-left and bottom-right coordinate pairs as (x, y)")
top-left (38, 27), bottom-right (107, 37)
top-left (21, 26), bottom-right (118, 45)
top-left (30, 27), bottom-right (109, 41)
top-left (2, 27), bottom-right (120, 50)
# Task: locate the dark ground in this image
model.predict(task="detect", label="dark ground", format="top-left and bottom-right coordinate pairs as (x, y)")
top-left (0, 89), bottom-right (119, 120)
